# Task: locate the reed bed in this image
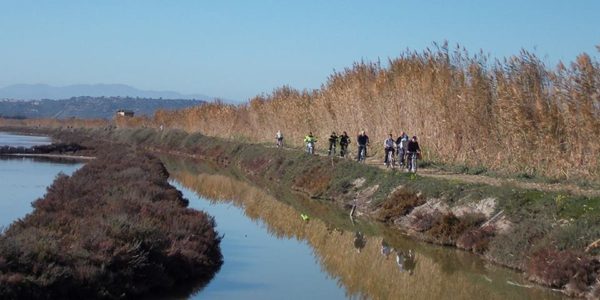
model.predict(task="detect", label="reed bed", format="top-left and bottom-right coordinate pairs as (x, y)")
top-left (126, 44), bottom-right (599, 180)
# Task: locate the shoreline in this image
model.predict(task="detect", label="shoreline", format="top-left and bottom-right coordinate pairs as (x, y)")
top-left (8, 126), bottom-right (600, 298)
top-left (0, 153), bottom-right (96, 160)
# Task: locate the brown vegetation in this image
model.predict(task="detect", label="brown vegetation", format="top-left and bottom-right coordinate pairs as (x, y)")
top-left (0, 148), bottom-right (222, 299)
top-left (456, 226), bottom-right (495, 254)
top-left (114, 44), bottom-right (600, 181)
top-left (291, 165), bottom-right (334, 198)
top-left (376, 189), bottom-right (425, 222)
top-left (526, 248), bottom-right (600, 297)
top-left (426, 213), bottom-right (485, 245)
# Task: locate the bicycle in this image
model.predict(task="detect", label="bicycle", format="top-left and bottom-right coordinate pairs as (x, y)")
top-left (306, 142), bottom-right (315, 155)
top-left (357, 145), bottom-right (366, 163)
top-left (328, 143), bottom-right (336, 156)
top-left (276, 138), bottom-right (283, 148)
top-left (397, 147), bottom-right (406, 167)
top-left (406, 152), bottom-right (419, 173)
top-left (340, 143), bottom-right (348, 158)
top-left (386, 148), bottom-right (395, 168)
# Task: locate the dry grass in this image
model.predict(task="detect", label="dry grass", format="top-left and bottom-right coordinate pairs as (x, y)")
top-left (112, 43), bottom-right (600, 181)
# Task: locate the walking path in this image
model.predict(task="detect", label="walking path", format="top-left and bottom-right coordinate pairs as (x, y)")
top-left (287, 143), bottom-right (600, 197)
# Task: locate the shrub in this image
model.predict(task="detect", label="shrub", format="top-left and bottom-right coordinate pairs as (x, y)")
top-left (456, 225), bottom-right (495, 253)
top-left (0, 148), bottom-right (222, 299)
top-left (526, 248), bottom-right (600, 294)
top-left (427, 213), bottom-right (485, 245)
top-left (376, 189), bottom-right (425, 222)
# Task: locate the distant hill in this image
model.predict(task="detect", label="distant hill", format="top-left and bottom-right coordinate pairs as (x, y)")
top-left (0, 84), bottom-right (211, 101)
top-left (0, 96), bottom-right (205, 119)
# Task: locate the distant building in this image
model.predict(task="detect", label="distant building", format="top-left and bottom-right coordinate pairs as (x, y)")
top-left (116, 109), bottom-right (134, 117)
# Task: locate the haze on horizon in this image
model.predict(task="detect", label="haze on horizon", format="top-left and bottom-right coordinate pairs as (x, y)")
top-left (1, 1), bottom-right (599, 102)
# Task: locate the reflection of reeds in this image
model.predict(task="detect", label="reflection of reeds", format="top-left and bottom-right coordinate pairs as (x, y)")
top-left (171, 169), bottom-right (558, 299)
top-left (126, 46), bottom-right (598, 180)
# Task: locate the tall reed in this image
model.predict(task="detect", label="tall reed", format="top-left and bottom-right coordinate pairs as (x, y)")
top-left (81, 44), bottom-right (600, 179)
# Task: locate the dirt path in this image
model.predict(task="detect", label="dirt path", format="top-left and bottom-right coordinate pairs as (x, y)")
top-left (194, 143), bottom-right (600, 197)
top-left (361, 158), bottom-right (600, 197)
top-left (269, 144), bottom-right (600, 197)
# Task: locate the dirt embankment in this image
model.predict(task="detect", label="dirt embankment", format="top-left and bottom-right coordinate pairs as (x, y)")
top-left (21, 127), bottom-right (600, 298)
top-left (0, 145), bottom-right (223, 299)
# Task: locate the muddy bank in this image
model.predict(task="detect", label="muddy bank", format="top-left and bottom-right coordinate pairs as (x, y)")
top-left (0, 146), bottom-right (222, 299)
top-left (16, 126), bottom-right (600, 298)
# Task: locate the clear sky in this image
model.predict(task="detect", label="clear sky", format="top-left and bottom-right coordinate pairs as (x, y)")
top-left (0, 0), bottom-right (599, 101)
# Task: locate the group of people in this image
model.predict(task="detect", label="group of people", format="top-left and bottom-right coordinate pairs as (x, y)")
top-left (276, 129), bottom-right (422, 172)
top-left (383, 132), bottom-right (421, 172)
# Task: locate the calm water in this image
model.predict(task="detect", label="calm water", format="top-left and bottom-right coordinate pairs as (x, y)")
top-left (165, 158), bottom-right (564, 300)
top-left (0, 133), bottom-right (82, 229)
top-left (0, 131), bottom-right (52, 148)
top-left (0, 132), bottom-right (564, 299)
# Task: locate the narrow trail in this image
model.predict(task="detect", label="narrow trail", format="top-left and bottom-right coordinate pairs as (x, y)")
top-left (363, 157), bottom-right (600, 197)
top-left (277, 144), bottom-right (600, 198)
top-left (158, 141), bottom-right (599, 198)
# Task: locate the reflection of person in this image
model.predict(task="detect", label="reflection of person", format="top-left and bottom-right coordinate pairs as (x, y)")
top-left (380, 240), bottom-right (392, 258)
top-left (353, 231), bottom-right (366, 253)
top-left (395, 249), bottom-right (416, 275)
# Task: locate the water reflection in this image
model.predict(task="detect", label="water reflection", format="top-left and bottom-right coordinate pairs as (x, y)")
top-left (395, 248), bottom-right (416, 275)
top-left (0, 157), bottom-right (82, 228)
top-left (353, 232), bottom-right (366, 253)
top-left (165, 158), bottom-right (562, 300)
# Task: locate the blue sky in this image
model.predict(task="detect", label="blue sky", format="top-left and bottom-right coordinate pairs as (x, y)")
top-left (0, 1), bottom-right (599, 101)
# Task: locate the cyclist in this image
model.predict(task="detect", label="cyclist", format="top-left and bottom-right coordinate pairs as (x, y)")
top-left (406, 135), bottom-right (421, 172)
top-left (304, 132), bottom-right (317, 155)
top-left (339, 131), bottom-right (350, 157)
top-left (328, 131), bottom-right (338, 156)
top-left (356, 130), bottom-right (369, 162)
top-left (395, 131), bottom-right (409, 166)
top-left (276, 130), bottom-right (284, 148)
top-left (384, 133), bottom-right (396, 166)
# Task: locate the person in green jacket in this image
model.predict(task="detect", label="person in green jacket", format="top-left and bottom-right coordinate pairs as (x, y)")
top-left (304, 132), bottom-right (317, 155)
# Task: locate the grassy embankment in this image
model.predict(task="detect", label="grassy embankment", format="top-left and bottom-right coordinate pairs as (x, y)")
top-left (114, 44), bottom-right (599, 184)
top-left (166, 163), bottom-right (561, 299)
top-left (51, 127), bottom-right (600, 298)
top-left (0, 145), bottom-right (222, 299)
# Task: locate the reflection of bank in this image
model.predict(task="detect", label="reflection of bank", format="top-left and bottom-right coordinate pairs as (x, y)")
top-left (164, 157), bottom-right (563, 300)
top-left (381, 240), bottom-right (392, 258)
top-left (395, 249), bottom-right (417, 275)
top-left (353, 231), bottom-right (366, 253)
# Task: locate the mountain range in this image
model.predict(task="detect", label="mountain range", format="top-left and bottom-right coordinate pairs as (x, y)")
top-left (0, 84), bottom-right (211, 101)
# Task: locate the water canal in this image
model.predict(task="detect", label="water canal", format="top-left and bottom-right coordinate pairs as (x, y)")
top-left (165, 157), bottom-right (562, 300)
top-left (0, 132), bottom-right (82, 229)
top-left (0, 132), bottom-right (565, 299)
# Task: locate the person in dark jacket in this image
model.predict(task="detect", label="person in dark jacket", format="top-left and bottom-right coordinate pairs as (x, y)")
top-left (356, 130), bottom-right (369, 162)
top-left (328, 132), bottom-right (338, 156)
top-left (339, 131), bottom-right (350, 157)
top-left (406, 136), bottom-right (421, 172)
top-left (395, 131), bottom-right (409, 166)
